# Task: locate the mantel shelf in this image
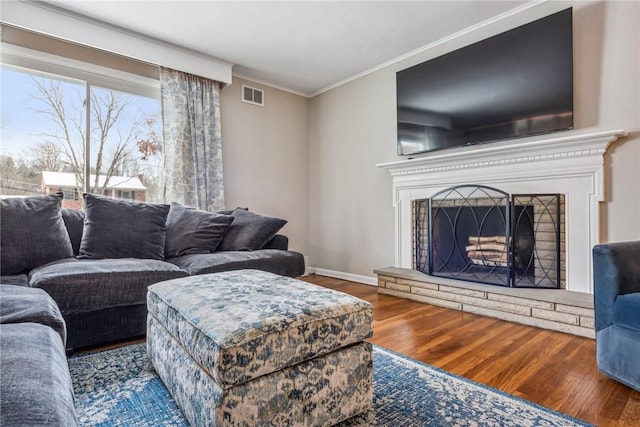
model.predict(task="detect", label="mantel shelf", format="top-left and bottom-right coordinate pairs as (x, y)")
top-left (377, 129), bottom-right (627, 176)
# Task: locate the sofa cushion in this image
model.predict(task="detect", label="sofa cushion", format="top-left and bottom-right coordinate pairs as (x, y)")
top-left (0, 323), bottom-right (78, 427)
top-left (0, 193), bottom-right (74, 275)
top-left (165, 202), bottom-right (234, 258)
top-left (613, 292), bottom-right (640, 333)
top-left (79, 194), bottom-right (170, 260)
top-left (61, 208), bottom-right (85, 256)
top-left (167, 249), bottom-right (305, 278)
top-left (0, 274), bottom-right (29, 286)
top-left (0, 284), bottom-right (67, 344)
top-left (28, 258), bottom-right (188, 313)
top-left (261, 234), bottom-right (289, 251)
top-left (64, 304), bottom-right (149, 350)
top-left (217, 209), bottom-right (287, 251)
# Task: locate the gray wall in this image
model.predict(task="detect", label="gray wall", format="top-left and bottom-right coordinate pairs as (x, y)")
top-left (308, 0), bottom-right (640, 281)
top-left (220, 77), bottom-right (309, 255)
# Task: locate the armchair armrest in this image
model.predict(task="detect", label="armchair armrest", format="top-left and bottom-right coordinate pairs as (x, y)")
top-left (593, 241), bottom-right (640, 331)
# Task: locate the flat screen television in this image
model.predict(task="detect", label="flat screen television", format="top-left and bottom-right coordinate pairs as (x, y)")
top-left (396, 8), bottom-right (573, 156)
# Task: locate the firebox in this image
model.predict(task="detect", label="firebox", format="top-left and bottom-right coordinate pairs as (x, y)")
top-left (414, 185), bottom-right (563, 288)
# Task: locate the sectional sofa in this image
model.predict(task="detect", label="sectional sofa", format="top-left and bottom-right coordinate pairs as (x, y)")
top-left (0, 285), bottom-right (77, 426)
top-left (0, 192), bottom-right (305, 350)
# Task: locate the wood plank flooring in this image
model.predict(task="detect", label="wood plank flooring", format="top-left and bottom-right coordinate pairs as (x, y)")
top-left (300, 274), bottom-right (640, 427)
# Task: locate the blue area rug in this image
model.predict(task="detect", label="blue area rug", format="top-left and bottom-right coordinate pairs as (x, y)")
top-left (68, 343), bottom-right (590, 426)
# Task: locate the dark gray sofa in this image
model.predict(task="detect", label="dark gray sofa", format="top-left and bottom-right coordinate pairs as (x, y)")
top-left (0, 285), bottom-right (78, 426)
top-left (1, 195), bottom-right (305, 350)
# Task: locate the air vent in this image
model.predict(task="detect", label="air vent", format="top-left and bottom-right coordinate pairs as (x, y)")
top-left (242, 85), bottom-right (264, 106)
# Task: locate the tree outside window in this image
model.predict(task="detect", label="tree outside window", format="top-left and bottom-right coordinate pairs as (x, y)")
top-left (1, 67), bottom-right (162, 209)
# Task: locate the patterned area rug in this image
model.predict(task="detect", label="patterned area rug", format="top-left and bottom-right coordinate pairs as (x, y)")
top-left (68, 343), bottom-right (590, 426)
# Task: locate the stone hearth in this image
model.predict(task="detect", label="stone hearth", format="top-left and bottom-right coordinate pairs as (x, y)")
top-left (375, 267), bottom-right (594, 338)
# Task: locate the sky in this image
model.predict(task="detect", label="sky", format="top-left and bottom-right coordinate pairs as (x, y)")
top-left (0, 67), bottom-right (61, 158)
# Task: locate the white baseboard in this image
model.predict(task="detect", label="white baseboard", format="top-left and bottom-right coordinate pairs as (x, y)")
top-left (302, 256), bottom-right (311, 276)
top-left (309, 267), bottom-right (378, 286)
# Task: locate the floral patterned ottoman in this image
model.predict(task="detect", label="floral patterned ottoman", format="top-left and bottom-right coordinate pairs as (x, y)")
top-left (147, 269), bottom-right (373, 426)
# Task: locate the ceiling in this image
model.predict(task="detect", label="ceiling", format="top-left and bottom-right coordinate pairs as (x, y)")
top-left (43, 1), bottom-right (529, 97)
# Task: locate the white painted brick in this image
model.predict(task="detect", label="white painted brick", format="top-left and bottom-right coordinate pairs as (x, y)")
top-left (532, 308), bottom-right (579, 325)
top-left (386, 282), bottom-right (411, 293)
top-left (580, 316), bottom-right (595, 329)
top-left (439, 285), bottom-right (486, 299)
top-left (488, 293), bottom-right (554, 310)
top-left (378, 288), bottom-right (462, 311)
top-left (555, 304), bottom-right (594, 317)
top-left (397, 278), bottom-right (438, 290)
top-left (377, 275), bottom-right (397, 283)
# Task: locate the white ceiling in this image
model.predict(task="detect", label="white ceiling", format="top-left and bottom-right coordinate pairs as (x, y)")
top-left (43, 1), bottom-right (529, 97)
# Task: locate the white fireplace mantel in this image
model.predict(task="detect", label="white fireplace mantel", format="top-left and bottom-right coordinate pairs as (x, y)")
top-left (377, 129), bottom-right (627, 294)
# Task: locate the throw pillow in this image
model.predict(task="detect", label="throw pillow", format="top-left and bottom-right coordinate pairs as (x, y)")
top-left (165, 202), bottom-right (234, 258)
top-left (217, 208), bottom-right (287, 251)
top-left (61, 208), bottom-right (85, 256)
top-left (216, 207), bottom-right (248, 215)
top-left (0, 193), bottom-right (74, 275)
top-left (78, 194), bottom-right (170, 260)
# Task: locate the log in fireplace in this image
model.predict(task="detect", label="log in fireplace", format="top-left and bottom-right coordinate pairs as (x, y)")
top-left (414, 185), bottom-right (564, 288)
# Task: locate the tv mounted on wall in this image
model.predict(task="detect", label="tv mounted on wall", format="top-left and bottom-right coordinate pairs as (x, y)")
top-left (396, 8), bottom-right (573, 156)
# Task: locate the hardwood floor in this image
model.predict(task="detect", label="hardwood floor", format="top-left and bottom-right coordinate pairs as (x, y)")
top-left (300, 274), bottom-right (640, 427)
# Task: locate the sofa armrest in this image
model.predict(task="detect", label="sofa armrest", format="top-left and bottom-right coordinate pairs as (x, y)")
top-left (0, 284), bottom-right (67, 345)
top-left (261, 234), bottom-right (289, 250)
top-left (593, 241), bottom-right (640, 331)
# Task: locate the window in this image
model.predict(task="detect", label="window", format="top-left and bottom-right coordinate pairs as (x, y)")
top-left (1, 39), bottom-right (162, 210)
top-left (118, 190), bottom-right (134, 200)
top-left (60, 188), bottom-right (79, 201)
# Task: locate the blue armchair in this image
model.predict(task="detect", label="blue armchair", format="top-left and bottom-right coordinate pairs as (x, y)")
top-left (593, 241), bottom-right (640, 391)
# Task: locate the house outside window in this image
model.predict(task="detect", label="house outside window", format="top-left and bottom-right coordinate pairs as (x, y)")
top-left (1, 27), bottom-right (162, 210)
top-left (60, 188), bottom-right (79, 201)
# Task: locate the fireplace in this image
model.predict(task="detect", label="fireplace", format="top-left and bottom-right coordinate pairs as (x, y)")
top-left (414, 185), bottom-right (563, 288)
top-left (377, 129), bottom-right (626, 294)
top-left (374, 130), bottom-right (627, 338)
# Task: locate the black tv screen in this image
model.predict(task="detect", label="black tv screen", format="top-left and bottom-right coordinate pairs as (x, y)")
top-left (396, 8), bottom-right (573, 156)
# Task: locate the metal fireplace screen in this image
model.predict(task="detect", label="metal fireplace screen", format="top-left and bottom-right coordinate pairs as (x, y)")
top-left (415, 185), bottom-right (562, 288)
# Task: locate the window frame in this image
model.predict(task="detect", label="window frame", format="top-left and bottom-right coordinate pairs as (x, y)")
top-left (1, 41), bottom-right (161, 199)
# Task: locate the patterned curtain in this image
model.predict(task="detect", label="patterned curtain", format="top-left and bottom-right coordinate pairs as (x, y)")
top-left (160, 67), bottom-right (225, 211)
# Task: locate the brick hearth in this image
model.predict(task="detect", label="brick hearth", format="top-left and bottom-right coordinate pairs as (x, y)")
top-left (375, 267), bottom-right (594, 338)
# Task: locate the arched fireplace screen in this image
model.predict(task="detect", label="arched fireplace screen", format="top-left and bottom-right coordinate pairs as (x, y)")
top-left (414, 185), bottom-right (562, 288)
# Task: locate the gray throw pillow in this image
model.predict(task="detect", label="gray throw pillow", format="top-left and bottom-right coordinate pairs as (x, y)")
top-left (165, 202), bottom-right (234, 258)
top-left (61, 208), bottom-right (85, 256)
top-left (0, 193), bottom-right (74, 275)
top-left (78, 194), bottom-right (169, 260)
top-left (217, 209), bottom-right (287, 251)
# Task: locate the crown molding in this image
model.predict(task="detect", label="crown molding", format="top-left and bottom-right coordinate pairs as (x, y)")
top-left (310, 0), bottom-right (550, 97)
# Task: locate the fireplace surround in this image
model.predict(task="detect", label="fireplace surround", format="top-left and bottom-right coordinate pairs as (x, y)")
top-left (375, 130), bottom-right (627, 337)
top-left (378, 129), bottom-right (627, 294)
